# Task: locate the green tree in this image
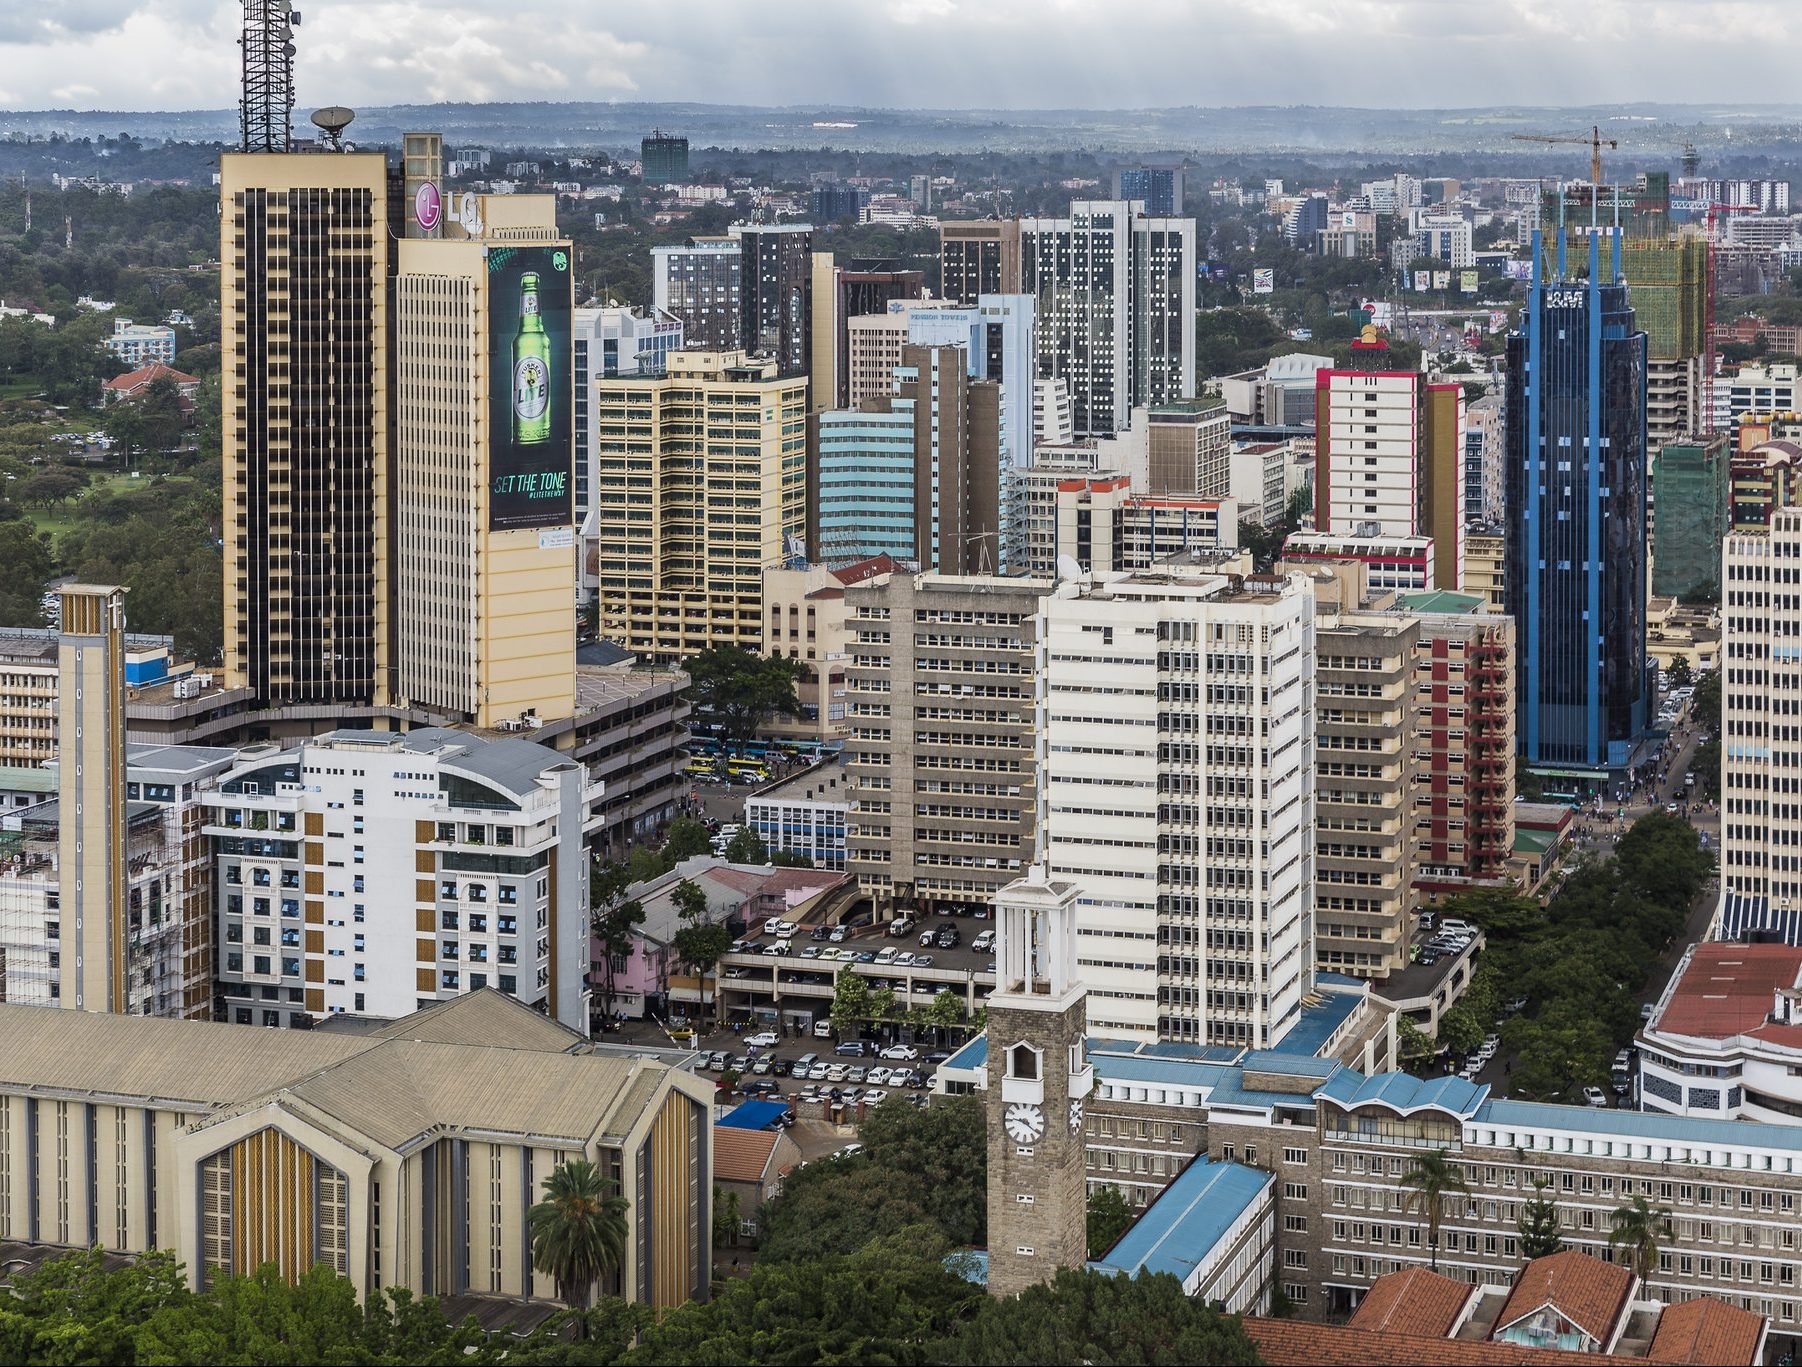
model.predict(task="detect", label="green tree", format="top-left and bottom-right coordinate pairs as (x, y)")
top-left (1437, 1003), bottom-right (1485, 1057)
top-left (938, 1266), bottom-right (1262, 1366)
top-left (1665, 655), bottom-right (1693, 688)
top-left (104, 376), bottom-right (188, 465)
top-left (626, 1233), bottom-right (975, 1365)
top-left (529, 1159), bottom-right (631, 1324)
top-left (1086, 1185), bottom-right (1135, 1258)
top-left (668, 877), bottom-right (731, 1021)
top-left (925, 988), bottom-right (966, 1031)
top-left (588, 859), bottom-right (645, 1020)
top-left (770, 849), bottom-right (815, 868)
top-left (1401, 1148), bottom-right (1471, 1271)
top-left (659, 815), bottom-right (712, 867)
top-left (712, 1185), bottom-right (741, 1249)
top-left (1396, 1013), bottom-right (1436, 1063)
top-left (683, 645), bottom-right (804, 752)
top-left (723, 827), bottom-right (770, 864)
top-left (829, 971), bottom-right (870, 1040)
top-left (0, 522), bottom-right (52, 626)
top-left (1609, 1194), bottom-right (1674, 1282)
top-left (1517, 1179), bottom-right (1565, 1260)
top-left (0, 1246), bottom-right (190, 1366)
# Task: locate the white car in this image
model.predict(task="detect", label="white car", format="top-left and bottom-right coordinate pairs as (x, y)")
top-left (744, 1031), bottom-right (779, 1049)
top-left (866, 1066), bottom-right (893, 1085)
top-left (880, 1044), bottom-right (919, 1061)
top-left (1583, 1086), bottom-right (1609, 1107)
top-left (859, 1089), bottom-right (888, 1106)
top-left (829, 926), bottom-right (849, 942)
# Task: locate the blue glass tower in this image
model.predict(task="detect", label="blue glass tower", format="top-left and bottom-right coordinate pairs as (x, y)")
top-left (1505, 227), bottom-right (1650, 776)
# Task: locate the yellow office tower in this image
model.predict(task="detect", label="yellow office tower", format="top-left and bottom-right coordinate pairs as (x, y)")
top-left (391, 186), bottom-right (576, 727)
top-left (594, 352), bottom-right (807, 663)
top-left (220, 152), bottom-right (390, 707)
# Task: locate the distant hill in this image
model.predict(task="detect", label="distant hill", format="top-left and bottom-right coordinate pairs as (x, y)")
top-left (3, 101), bottom-right (1801, 158)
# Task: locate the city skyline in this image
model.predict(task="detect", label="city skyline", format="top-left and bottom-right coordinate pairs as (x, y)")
top-left (7, 1), bottom-right (1802, 115)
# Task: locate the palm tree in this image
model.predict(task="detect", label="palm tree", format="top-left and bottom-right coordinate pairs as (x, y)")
top-left (1609, 1194), bottom-right (1674, 1283)
top-left (528, 1159), bottom-right (630, 1328)
top-left (1401, 1148), bottom-right (1472, 1271)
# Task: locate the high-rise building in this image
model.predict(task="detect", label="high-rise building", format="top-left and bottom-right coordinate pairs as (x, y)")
top-left (806, 345), bottom-right (1002, 575)
top-left (1620, 236), bottom-right (1707, 451)
top-left (593, 351), bottom-right (806, 661)
top-left (652, 237), bottom-right (742, 351)
top-left (640, 130), bottom-right (689, 185)
top-left (1147, 399), bottom-right (1232, 496)
top-left (1039, 567), bottom-right (1316, 1046)
top-left (1505, 229), bottom-right (1650, 775)
top-left (1312, 345), bottom-right (1464, 589)
top-left (811, 185), bottom-right (862, 223)
top-left (904, 295), bottom-right (1037, 472)
top-left (843, 572), bottom-right (1047, 920)
top-left (1731, 437), bottom-right (1802, 530)
top-left (939, 219), bottom-right (1022, 306)
top-left (1020, 201), bottom-right (1196, 436)
top-left (1463, 527), bottom-right (1507, 613)
top-left (1026, 474), bottom-right (1239, 578)
top-left (1651, 436), bottom-right (1730, 600)
top-left (1720, 508), bottom-right (1802, 942)
top-left (736, 223), bottom-right (813, 379)
top-left (206, 728), bottom-right (600, 1029)
top-left (1114, 166), bottom-right (1183, 218)
top-left (1712, 362), bottom-right (1800, 433)
top-left (220, 151), bottom-right (389, 709)
top-left (1283, 194), bottom-right (1330, 249)
top-left (808, 253), bottom-right (923, 411)
top-left (56, 585), bottom-right (128, 1014)
top-left (391, 199), bottom-right (577, 728)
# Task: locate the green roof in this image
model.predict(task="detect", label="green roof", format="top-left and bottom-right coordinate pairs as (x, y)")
top-left (1399, 590), bottom-right (1486, 616)
top-left (1514, 828), bottom-right (1557, 855)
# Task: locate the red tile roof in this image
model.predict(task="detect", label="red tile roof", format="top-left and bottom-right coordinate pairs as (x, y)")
top-left (1492, 1251), bottom-right (1636, 1350)
top-left (1245, 1319), bottom-right (1620, 1366)
top-left (712, 1126), bottom-right (783, 1185)
top-left (828, 553), bottom-right (903, 586)
top-left (1647, 1296), bottom-right (1766, 1365)
top-left (102, 361), bottom-right (198, 392)
top-left (1656, 942), bottom-right (1802, 1039)
top-left (1348, 1265), bottom-right (1475, 1338)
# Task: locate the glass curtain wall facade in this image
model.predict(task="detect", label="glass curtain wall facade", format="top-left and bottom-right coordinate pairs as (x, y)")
top-left (1505, 228), bottom-right (1650, 773)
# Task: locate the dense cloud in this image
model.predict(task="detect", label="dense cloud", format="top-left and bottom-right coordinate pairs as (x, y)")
top-left (0, 0), bottom-right (1794, 112)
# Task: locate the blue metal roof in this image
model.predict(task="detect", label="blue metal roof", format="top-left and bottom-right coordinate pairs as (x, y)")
top-left (1314, 1070), bottom-right (1489, 1118)
top-left (943, 1035), bottom-right (988, 1072)
top-left (1476, 1098), bottom-right (1802, 1152)
top-left (1093, 1159), bottom-right (1273, 1285)
top-left (1130, 1040), bottom-right (1241, 1062)
top-left (1273, 987), bottom-right (1363, 1057)
top-left (1204, 1072), bottom-right (1324, 1111)
top-left (1096, 1055), bottom-right (1229, 1090)
top-left (1241, 1049), bottom-right (1342, 1078)
top-left (717, 1099), bottom-right (790, 1130)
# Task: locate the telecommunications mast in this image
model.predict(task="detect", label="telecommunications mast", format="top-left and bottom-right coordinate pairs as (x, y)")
top-left (239, 0), bottom-right (299, 152)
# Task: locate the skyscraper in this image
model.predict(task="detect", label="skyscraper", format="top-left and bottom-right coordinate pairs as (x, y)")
top-left (808, 252), bottom-right (923, 411)
top-left (640, 130), bottom-right (689, 185)
top-left (220, 151), bottom-right (390, 708)
top-left (939, 219), bottom-right (1022, 306)
top-left (904, 294), bottom-right (1036, 470)
top-left (1113, 166), bottom-right (1182, 217)
top-left (1505, 229), bottom-right (1650, 775)
top-left (1020, 201), bottom-right (1196, 436)
top-left (736, 223), bottom-right (813, 379)
top-left (652, 237), bottom-right (742, 351)
top-left (1039, 567), bottom-right (1316, 1046)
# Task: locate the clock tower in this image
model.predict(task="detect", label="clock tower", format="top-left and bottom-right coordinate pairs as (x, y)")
top-left (983, 865), bottom-right (1092, 1298)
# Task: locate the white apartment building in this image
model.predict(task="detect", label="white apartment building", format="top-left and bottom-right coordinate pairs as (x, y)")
top-left (1317, 370), bottom-right (1420, 539)
top-left (1038, 567), bottom-right (1316, 1047)
top-left (205, 728), bottom-right (601, 1031)
top-left (1721, 509), bottom-right (1802, 944)
top-left (1412, 211), bottom-right (1474, 269)
top-left (1640, 941), bottom-right (1802, 1123)
top-left (102, 318), bottom-right (177, 367)
top-left (1713, 363), bottom-right (1800, 433)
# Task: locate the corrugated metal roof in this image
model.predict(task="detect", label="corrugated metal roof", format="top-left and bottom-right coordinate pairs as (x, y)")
top-left (1476, 1097), bottom-right (1802, 1152)
top-left (366, 990), bottom-right (585, 1053)
top-left (1315, 1070), bottom-right (1489, 1118)
top-left (1092, 1158), bottom-right (1272, 1283)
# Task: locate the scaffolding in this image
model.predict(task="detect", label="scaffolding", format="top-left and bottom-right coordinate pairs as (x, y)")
top-left (1620, 235), bottom-right (1709, 362)
top-left (1651, 436), bottom-right (1730, 599)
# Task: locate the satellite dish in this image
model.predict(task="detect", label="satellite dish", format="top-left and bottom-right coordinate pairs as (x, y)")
top-left (1056, 554), bottom-right (1087, 583)
top-left (311, 106), bottom-right (355, 137)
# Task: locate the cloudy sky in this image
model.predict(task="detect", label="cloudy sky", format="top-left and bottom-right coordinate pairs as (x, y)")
top-left (0, 0), bottom-right (1795, 112)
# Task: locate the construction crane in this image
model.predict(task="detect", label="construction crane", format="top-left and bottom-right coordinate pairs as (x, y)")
top-left (1511, 126), bottom-right (1619, 186)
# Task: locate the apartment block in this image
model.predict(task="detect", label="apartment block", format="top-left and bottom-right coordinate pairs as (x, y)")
top-left (1463, 528), bottom-right (1506, 612)
top-left (220, 151), bottom-right (390, 708)
top-left (651, 237), bottom-right (742, 351)
top-left (1026, 473), bottom-right (1239, 578)
top-left (1039, 567), bottom-right (1316, 1046)
top-left (843, 572), bottom-right (1047, 919)
top-left (760, 555), bottom-right (900, 741)
top-left (205, 728), bottom-right (600, 1031)
top-left (593, 351), bottom-right (807, 662)
top-left (1147, 399), bottom-right (1233, 496)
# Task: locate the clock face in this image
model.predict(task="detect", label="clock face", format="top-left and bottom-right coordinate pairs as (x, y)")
top-left (1068, 1099), bottom-right (1084, 1133)
top-left (1004, 1102), bottom-right (1046, 1144)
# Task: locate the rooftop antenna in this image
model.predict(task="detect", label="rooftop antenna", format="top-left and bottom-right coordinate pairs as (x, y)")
top-left (310, 106), bottom-right (355, 152)
top-left (239, 0), bottom-right (299, 153)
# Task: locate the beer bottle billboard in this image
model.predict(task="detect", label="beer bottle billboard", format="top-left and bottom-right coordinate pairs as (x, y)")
top-left (487, 246), bottom-right (572, 530)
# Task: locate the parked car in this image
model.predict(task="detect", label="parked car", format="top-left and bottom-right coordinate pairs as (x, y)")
top-left (799, 945), bottom-right (822, 959)
top-left (875, 947), bottom-right (899, 964)
top-left (880, 1044), bottom-right (919, 1061)
top-left (859, 1089), bottom-right (889, 1106)
top-left (834, 1041), bottom-right (867, 1057)
top-left (829, 926), bottom-right (849, 942)
top-left (866, 1066), bottom-right (893, 1085)
top-left (811, 925), bottom-right (831, 941)
top-left (793, 1053), bottom-right (819, 1073)
top-left (888, 917), bottom-right (916, 938)
top-left (705, 1051), bottom-right (728, 1071)
top-left (846, 1066), bottom-right (868, 1084)
top-left (894, 952), bottom-right (916, 967)
top-left (745, 1030), bottom-right (779, 1049)
top-left (806, 1062), bottom-right (831, 1081)
top-left (935, 927), bottom-right (960, 948)
top-left (972, 930), bottom-right (995, 953)
top-left (826, 1063), bottom-right (849, 1083)
top-left (914, 955), bottom-right (935, 968)
top-left (920, 929), bottom-right (938, 946)
top-left (1583, 1086), bottom-right (1609, 1108)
